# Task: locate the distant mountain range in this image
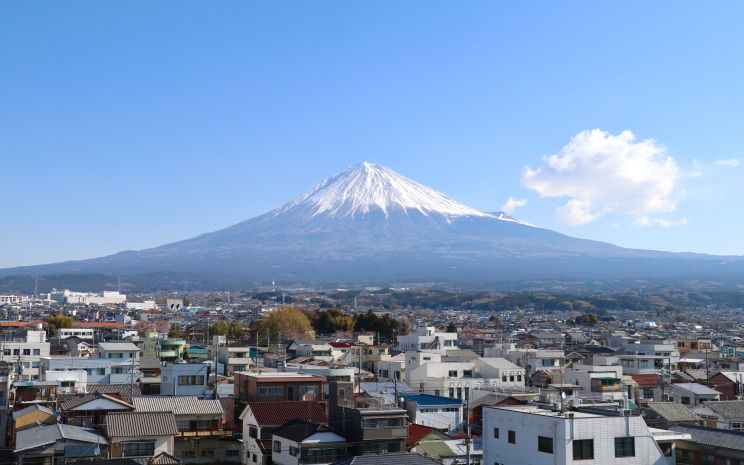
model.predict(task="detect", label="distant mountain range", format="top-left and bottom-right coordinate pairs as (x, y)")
top-left (2, 162), bottom-right (743, 290)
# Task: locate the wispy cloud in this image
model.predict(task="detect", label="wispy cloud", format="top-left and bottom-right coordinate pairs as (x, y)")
top-left (632, 216), bottom-right (688, 228)
top-left (500, 197), bottom-right (527, 215)
top-left (716, 158), bottom-right (740, 167)
top-left (522, 129), bottom-right (680, 225)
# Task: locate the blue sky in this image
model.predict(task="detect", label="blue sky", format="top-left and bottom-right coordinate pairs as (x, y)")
top-left (1, 2), bottom-right (743, 268)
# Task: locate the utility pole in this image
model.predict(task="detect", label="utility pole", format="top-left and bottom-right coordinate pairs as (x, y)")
top-left (465, 396), bottom-right (471, 465)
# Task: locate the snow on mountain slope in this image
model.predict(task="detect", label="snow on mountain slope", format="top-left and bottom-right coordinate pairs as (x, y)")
top-left (272, 162), bottom-right (497, 221)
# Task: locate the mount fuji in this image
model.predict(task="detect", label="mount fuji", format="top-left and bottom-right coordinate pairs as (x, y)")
top-left (2, 162), bottom-right (743, 287)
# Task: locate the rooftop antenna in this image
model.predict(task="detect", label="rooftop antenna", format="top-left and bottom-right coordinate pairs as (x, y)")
top-left (34, 276), bottom-right (39, 299)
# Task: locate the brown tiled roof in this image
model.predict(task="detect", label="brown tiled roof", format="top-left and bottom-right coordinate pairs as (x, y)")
top-left (106, 411), bottom-right (178, 437)
top-left (88, 384), bottom-right (142, 396)
top-left (245, 401), bottom-right (327, 426)
top-left (629, 374), bottom-right (661, 387)
top-left (407, 424), bottom-right (437, 446)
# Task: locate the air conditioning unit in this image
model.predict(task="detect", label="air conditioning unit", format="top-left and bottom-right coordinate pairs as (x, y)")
top-left (623, 409), bottom-right (631, 416)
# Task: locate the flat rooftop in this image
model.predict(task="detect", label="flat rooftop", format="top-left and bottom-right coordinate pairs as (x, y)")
top-left (486, 404), bottom-right (613, 420)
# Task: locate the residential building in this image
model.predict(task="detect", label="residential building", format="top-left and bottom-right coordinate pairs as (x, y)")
top-left (59, 391), bottom-right (135, 429)
top-left (669, 424), bottom-right (744, 465)
top-left (563, 364), bottom-right (630, 404)
top-left (97, 342), bottom-right (142, 383)
top-left (58, 328), bottom-right (95, 340)
top-left (691, 400), bottom-right (744, 430)
top-left (0, 362), bottom-right (12, 447)
top-left (485, 343), bottom-right (563, 376)
top-left (401, 394), bottom-right (463, 433)
top-left (240, 401), bottom-right (328, 465)
top-left (674, 338), bottom-right (712, 355)
top-left (130, 396), bottom-right (239, 464)
top-left (14, 423), bottom-right (108, 465)
top-left (161, 362), bottom-right (210, 397)
top-left (657, 383), bottom-right (721, 406)
top-left (106, 411), bottom-right (178, 460)
top-left (271, 419), bottom-right (348, 465)
top-left (234, 372), bottom-right (326, 403)
top-left (40, 356), bottom-right (115, 384)
top-left (483, 404), bottom-right (689, 465)
top-left (397, 327), bottom-right (458, 354)
top-left (217, 346), bottom-right (254, 375)
top-left (1, 330), bottom-right (50, 381)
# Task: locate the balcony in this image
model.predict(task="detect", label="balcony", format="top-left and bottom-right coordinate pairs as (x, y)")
top-left (177, 429), bottom-right (233, 439)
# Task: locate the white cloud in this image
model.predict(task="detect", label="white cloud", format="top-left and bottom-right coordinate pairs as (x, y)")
top-left (500, 197), bottom-right (527, 214)
top-left (632, 216), bottom-right (688, 228)
top-left (716, 158), bottom-right (740, 167)
top-left (552, 199), bottom-right (602, 225)
top-left (523, 129), bottom-right (680, 225)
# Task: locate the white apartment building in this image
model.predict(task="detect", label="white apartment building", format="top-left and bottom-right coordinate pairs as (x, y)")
top-left (58, 328), bottom-right (95, 340)
top-left (563, 364), bottom-right (629, 404)
top-left (406, 352), bottom-right (524, 401)
top-left (484, 404), bottom-right (690, 465)
top-left (397, 326), bottom-right (458, 354)
top-left (217, 346), bottom-right (253, 375)
top-left (47, 290), bottom-right (127, 305)
top-left (97, 342), bottom-right (141, 383)
top-left (377, 354), bottom-right (405, 382)
top-left (0, 295), bottom-right (23, 305)
top-left (1, 331), bottom-right (50, 381)
top-left (485, 343), bottom-right (563, 375)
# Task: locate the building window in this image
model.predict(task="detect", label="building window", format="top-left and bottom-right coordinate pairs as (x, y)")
top-left (178, 375), bottom-right (205, 385)
top-left (502, 373), bottom-right (507, 382)
top-left (33, 349), bottom-right (40, 355)
top-left (464, 370), bottom-right (473, 377)
top-left (289, 446), bottom-right (299, 457)
top-left (109, 353), bottom-right (124, 359)
top-left (226, 450), bottom-right (240, 457)
top-left (274, 441), bottom-right (281, 453)
top-left (517, 373), bottom-right (522, 382)
top-left (23, 349), bottom-right (31, 356)
top-left (177, 420), bottom-right (189, 431)
top-left (643, 388), bottom-right (654, 398)
top-left (449, 387), bottom-right (455, 398)
top-left (681, 396), bottom-right (690, 405)
top-left (573, 440), bottom-right (593, 460)
top-left (182, 451), bottom-right (196, 458)
top-left (197, 419), bottom-right (211, 430)
top-left (615, 437), bottom-right (635, 457)
top-left (493, 428), bottom-right (499, 438)
top-left (259, 386), bottom-right (283, 396)
top-left (731, 422), bottom-right (744, 431)
top-left (122, 441), bottom-right (155, 457)
top-left (508, 430), bottom-right (515, 444)
top-left (538, 436), bottom-right (553, 454)
top-left (449, 370), bottom-right (458, 377)
top-left (299, 386), bottom-right (318, 395)
top-left (380, 370), bottom-right (389, 378)
top-left (510, 372), bottom-right (515, 382)
top-left (249, 426), bottom-right (258, 438)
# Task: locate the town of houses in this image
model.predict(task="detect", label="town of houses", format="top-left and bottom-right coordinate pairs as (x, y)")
top-left (2, 289), bottom-right (744, 465)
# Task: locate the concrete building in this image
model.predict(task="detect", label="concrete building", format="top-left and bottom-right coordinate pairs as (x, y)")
top-left (483, 404), bottom-right (689, 465)
top-left (161, 363), bottom-right (210, 397)
top-left (485, 343), bottom-right (563, 376)
top-left (397, 326), bottom-right (458, 354)
top-left (1, 331), bottom-right (50, 381)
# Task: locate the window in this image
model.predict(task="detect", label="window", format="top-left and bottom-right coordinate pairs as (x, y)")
top-left (434, 390), bottom-right (440, 396)
top-left (109, 353), bottom-right (124, 358)
top-left (112, 367), bottom-right (125, 374)
top-left (464, 370), bottom-right (473, 377)
top-left (122, 441), bottom-right (155, 457)
top-left (226, 450), bottom-right (240, 457)
top-left (181, 451), bottom-right (196, 458)
top-left (23, 349), bottom-right (31, 356)
top-left (615, 437), bottom-right (635, 457)
top-left (178, 375), bottom-right (205, 385)
top-left (274, 441), bottom-right (281, 453)
top-left (289, 446), bottom-right (299, 457)
top-left (33, 349), bottom-right (40, 355)
top-left (12, 349), bottom-right (19, 356)
top-left (493, 428), bottom-right (499, 438)
top-left (249, 426), bottom-right (258, 438)
top-left (508, 430), bottom-right (516, 444)
top-left (449, 387), bottom-right (455, 398)
top-left (449, 370), bottom-right (458, 377)
top-left (197, 419), bottom-right (211, 430)
top-left (60, 380), bottom-right (75, 387)
top-left (252, 453), bottom-right (257, 462)
top-left (538, 436), bottom-right (553, 454)
top-left (643, 388), bottom-right (654, 399)
top-left (201, 449), bottom-right (215, 457)
top-left (300, 386), bottom-right (318, 395)
top-left (731, 422), bottom-right (744, 431)
top-left (517, 373), bottom-right (522, 382)
top-left (22, 362), bottom-right (30, 368)
top-left (640, 360), bottom-right (649, 368)
top-left (573, 440), bottom-right (593, 460)
top-left (380, 370), bottom-right (389, 378)
top-left (177, 420), bottom-right (190, 431)
top-left (502, 373), bottom-right (507, 382)
top-left (681, 396), bottom-right (690, 405)
top-left (259, 386), bottom-right (283, 396)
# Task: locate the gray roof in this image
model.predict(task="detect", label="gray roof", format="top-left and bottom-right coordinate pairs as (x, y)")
top-left (646, 403), bottom-right (702, 422)
top-left (673, 383), bottom-right (721, 395)
top-left (694, 400), bottom-right (744, 419)
top-left (130, 396), bottom-right (223, 415)
top-left (359, 382), bottom-right (412, 404)
top-left (61, 392), bottom-right (135, 411)
top-left (669, 424), bottom-right (744, 450)
top-left (98, 342), bottom-right (140, 352)
top-left (107, 411), bottom-right (178, 437)
top-left (139, 356), bottom-right (163, 370)
top-left (332, 452), bottom-right (441, 465)
top-left (15, 423), bottom-right (108, 453)
top-left (88, 384), bottom-right (142, 396)
top-left (12, 404), bottom-right (58, 419)
top-left (273, 419), bottom-right (339, 443)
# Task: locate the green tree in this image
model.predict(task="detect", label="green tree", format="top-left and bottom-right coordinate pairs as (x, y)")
top-left (253, 307), bottom-right (314, 341)
top-left (489, 315), bottom-right (501, 324)
top-left (47, 314), bottom-right (73, 336)
top-left (313, 309), bottom-right (353, 334)
top-left (445, 322), bottom-right (457, 333)
top-left (575, 313), bottom-right (600, 326)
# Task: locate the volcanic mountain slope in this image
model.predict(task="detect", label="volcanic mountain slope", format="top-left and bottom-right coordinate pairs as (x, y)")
top-left (2, 162), bottom-right (743, 284)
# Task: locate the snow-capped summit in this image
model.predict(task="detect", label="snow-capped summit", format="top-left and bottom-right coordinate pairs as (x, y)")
top-left (273, 162), bottom-right (493, 220)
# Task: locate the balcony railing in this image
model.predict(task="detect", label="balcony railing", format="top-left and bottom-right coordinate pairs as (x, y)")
top-left (178, 430), bottom-right (233, 439)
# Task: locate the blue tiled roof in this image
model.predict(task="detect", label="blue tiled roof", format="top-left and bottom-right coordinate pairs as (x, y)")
top-left (401, 394), bottom-right (463, 406)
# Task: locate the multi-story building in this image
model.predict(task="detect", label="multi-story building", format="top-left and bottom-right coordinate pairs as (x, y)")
top-left (234, 372), bottom-right (326, 403)
top-left (1, 331), bottom-right (50, 381)
top-left (217, 346), bottom-right (253, 375)
top-left (161, 362), bottom-right (210, 397)
top-left (396, 327), bottom-right (458, 354)
top-left (485, 343), bottom-right (563, 376)
top-left (97, 342), bottom-right (141, 382)
top-left (271, 419), bottom-right (348, 465)
top-left (401, 394), bottom-right (463, 433)
top-left (483, 404), bottom-right (689, 465)
top-left (563, 364), bottom-right (630, 405)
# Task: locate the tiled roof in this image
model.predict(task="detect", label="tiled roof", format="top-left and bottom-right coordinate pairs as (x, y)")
top-left (402, 394), bottom-right (463, 406)
top-left (669, 424), bottom-right (744, 450)
top-left (646, 403), bottom-right (701, 422)
top-left (139, 356), bottom-right (163, 370)
top-left (629, 374), bottom-right (661, 386)
top-left (15, 423), bottom-right (108, 453)
top-left (273, 419), bottom-right (339, 443)
top-left (673, 383), bottom-right (721, 395)
top-left (694, 400), bottom-right (744, 419)
top-left (98, 342), bottom-right (139, 352)
top-left (407, 424), bottom-right (437, 446)
top-left (331, 452), bottom-right (442, 465)
top-left (88, 384), bottom-right (142, 396)
top-left (130, 396), bottom-right (223, 415)
top-left (106, 411), bottom-right (178, 437)
top-left (12, 404), bottom-right (58, 419)
top-left (244, 401), bottom-right (327, 426)
top-left (60, 392), bottom-right (134, 411)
